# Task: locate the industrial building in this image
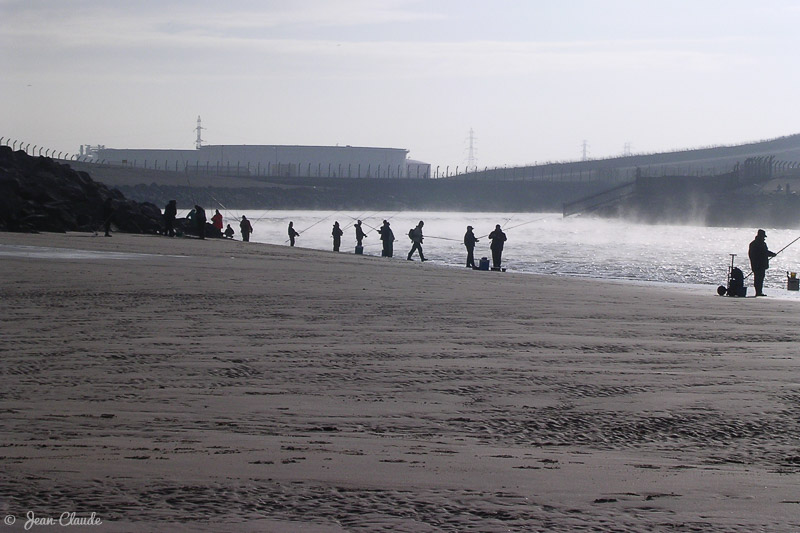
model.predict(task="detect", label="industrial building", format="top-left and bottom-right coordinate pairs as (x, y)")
top-left (82, 144), bottom-right (431, 179)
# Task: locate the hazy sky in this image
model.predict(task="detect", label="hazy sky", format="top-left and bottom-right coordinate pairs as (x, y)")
top-left (3, 0), bottom-right (800, 167)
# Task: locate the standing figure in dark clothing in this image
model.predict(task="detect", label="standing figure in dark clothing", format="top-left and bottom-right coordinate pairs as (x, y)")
top-left (211, 209), bottom-right (224, 231)
top-left (749, 229), bottom-right (776, 296)
top-left (464, 225), bottom-right (479, 268)
top-left (240, 215), bottom-right (253, 242)
top-left (488, 224), bottom-right (507, 269)
top-left (355, 220), bottom-right (367, 247)
top-left (101, 198), bottom-right (114, 237)
top-left (378, 220), bottom-right (395, 257)
top-left (163, 199), bottom-right (177, 237)
top-left (224, 224), bottom-right (235, 239)
top-left (194, 205), bottom-right (207, 239)
top-left (332, 221), bottom-right (343, 251)
top-left (407, 220), bottom-right (426, 261)
top-left (288, 221), bottom-right (300, 246)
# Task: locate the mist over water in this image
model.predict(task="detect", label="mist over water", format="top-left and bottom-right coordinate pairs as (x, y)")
top-left (198, 209), bottom-right (800, 297)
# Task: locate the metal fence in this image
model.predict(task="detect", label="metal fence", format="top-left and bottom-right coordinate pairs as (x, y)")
top-left (6, 134), bottom-right (800, 184)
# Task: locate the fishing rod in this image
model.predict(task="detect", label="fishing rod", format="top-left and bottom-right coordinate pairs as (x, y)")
top-left (476, 216), bottom-right (549, 240)
top-left (348, 216), bottom-right (380, 233)
top-left (342, 211), bottom-right (372, 232)
top-left (207, 192), bottom-right (240, 222)
top-left (740, 235), bottom-right (800, 280)
top-left (504, 215), bottom-right (549, 232)
top-left (284, 210), bottom-right (343, 243)
top-left (774, 235), bottom-right (800, 256)
top-left (364, 211), bottom-right (403, 235)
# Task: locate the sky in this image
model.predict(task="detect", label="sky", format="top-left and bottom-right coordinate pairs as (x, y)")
top-left (3, 0), bottom-right (800, 168)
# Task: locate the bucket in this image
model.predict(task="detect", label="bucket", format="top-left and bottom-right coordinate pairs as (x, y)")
top-left (478, 257), bottom-right (490, 271)
top-left (788, 272), bottom-right (799, 291)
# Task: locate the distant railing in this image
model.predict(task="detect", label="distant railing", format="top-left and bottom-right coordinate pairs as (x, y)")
top-left (0, 136), bottom-right (106, 164)
top-left (116, 160), bottom-right (432, 179)
top-left (6, 134), bottom-right (800, 185)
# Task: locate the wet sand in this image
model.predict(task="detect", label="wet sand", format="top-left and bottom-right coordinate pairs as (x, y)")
top-left (2, 231), bottom-right (800, 532)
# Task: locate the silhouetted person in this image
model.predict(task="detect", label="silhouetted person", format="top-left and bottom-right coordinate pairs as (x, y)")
top-left (464, 225), bottom-right (479, 268)
top-left (378, 220), bottom-right (395, 257)
top-left (489, 224), bottom-right (507, 269)
top-left (749, 228), bottom-right (776, 296)
top-left (211, 209), bottom-right (223, 231)
top-left (240, 215), bottom-right (253, 242)
top-left (288, 221), bottom-right (299, 246)
top-left (194, 205), bottom-right (206, 239)
top-left (407, 220), bottom-right (426, 261)
top-left (101, 198), bottom-right (114, 237)
top-left (332, 221), bottom-right (343, 251)
top-left (224, 224), bottom-right (235, 239)
top-left (355, 220), bottom-right (367, 247)
top-left (163, 199), bottom-right (177, 237)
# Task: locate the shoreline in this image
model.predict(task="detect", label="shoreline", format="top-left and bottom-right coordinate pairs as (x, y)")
top-left (2, 231), bottom-right (800, 531)
top-left (3, 232), bottom-right (797, 301)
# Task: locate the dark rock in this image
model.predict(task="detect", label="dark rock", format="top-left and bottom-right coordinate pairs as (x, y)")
top-left (0, 146), bottom-right (163, 234)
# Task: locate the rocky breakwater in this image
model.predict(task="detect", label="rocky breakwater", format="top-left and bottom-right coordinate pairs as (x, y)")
top-left (0, 147), bottom-right (162, 234)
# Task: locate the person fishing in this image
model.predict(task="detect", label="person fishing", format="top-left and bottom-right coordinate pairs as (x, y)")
top-left (748, 229), bottom-right (776, 297)
top-left (288, 221), bottom-right (300, 247)
top-left (464, 225), bottom-right (479, 268)
top-left (163, 199), bottom-right (177, 237)
top-left (378, 220), bottom-right (395, 257)
top-left (194, 205), bottom-right (207, 239)
top-left (224, 224), bottom-right (235, 239)
top-left (240, 215), bottom-right (253, 242)
top-left (355, 220), bottom-right (367, 247)
top-left (407, 220), bottom-right (426, 261)
top-left (332, 221), bottom-right (343, 252)
top-left (489, 224), bottom-right (507, 270)
top-left (211, 209), bottom-right (224, 232)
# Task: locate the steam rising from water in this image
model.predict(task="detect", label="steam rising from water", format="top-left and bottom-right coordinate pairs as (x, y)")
top-left (199, 209), bottom-right (800, 296)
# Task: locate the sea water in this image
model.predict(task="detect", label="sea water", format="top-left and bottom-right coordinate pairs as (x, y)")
top-left (197, 208), bottom-right (800, 298)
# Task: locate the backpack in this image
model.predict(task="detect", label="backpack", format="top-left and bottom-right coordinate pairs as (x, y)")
top-left (727, 267), bottom-right (745, 296)
top-left (408, 228), bottom-right (415, 239)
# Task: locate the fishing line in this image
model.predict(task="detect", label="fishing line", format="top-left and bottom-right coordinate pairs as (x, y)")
top-left (252, 209), bottom-right (273, 223)
top-left (284, 210), bottom-right (343, 243)
top-left (207, 192), bottom-right (240, 222)
top-left (184, 174), bottom-right (198, 207)
top-left (425, 235), bottom-right (461, 242)
top-left (342, 211), bottom-right (370, 232)
top-left (364, 211), bottom-right (402, 235)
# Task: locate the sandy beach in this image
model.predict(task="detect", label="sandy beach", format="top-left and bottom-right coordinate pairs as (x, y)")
top-left (2, 231), bottom-right (800, 532)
